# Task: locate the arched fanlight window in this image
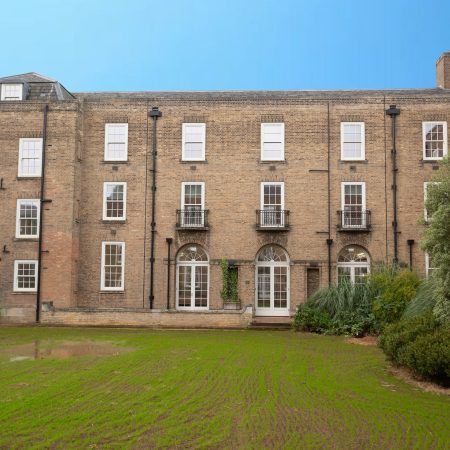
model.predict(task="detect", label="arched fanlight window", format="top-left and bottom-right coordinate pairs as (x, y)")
top-left (176, 245), bottom-right (209, 310)
top-left (337, 245), bottom-right (370, 284)
top-left (256, 245), bottom-right (288, 263)
top-left (255, 245), bottom-right (290, 316)
top-left (177, 245), bottom-right (208, 262)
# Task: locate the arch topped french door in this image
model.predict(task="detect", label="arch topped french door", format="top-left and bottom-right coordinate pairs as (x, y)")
top-left (255, 245), bottom-right (290, 316)
top-left (176, 245), bottom-right (209, 310)
top-left (337, 245), bottom-right (370, 284)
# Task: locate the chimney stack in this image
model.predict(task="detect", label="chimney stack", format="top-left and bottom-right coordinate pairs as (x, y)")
top-left (436, 52), bottom-right (450, 89)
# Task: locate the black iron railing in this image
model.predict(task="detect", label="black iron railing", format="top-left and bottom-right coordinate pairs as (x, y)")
top-left (176, 209), bottom-right (209, 229)
top-left (256, 210), bottom-right (290, 230)
top-left (337, 209), bottom-right (371, 231)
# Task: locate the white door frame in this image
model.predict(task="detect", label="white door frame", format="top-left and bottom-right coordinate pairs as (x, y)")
top-left (176, 260), bottom-right (209, 311)
top-left (255, 259), bottom-right (290, 316)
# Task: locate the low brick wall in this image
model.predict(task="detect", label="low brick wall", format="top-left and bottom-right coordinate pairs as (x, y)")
top-left (0, 307), bottom-right (36, 324)
top-left (40, 307), bottom-right (254, 328)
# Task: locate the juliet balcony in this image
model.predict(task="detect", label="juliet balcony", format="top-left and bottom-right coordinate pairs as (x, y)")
top-left (256, 210), bottom-right (290, 231)
top-left (176, 209), bottom-right (209, 230)
top-left (337, 209), bottom-right (371, 232)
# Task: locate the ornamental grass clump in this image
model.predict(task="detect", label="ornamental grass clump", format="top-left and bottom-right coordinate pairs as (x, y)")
top-left (294, 279), bottom-right (376, 337)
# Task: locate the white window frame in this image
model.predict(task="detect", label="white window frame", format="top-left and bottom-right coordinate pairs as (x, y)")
top-left (422, 121), bottom-right (448, 160)
top-left (260, 182), bottom-right (285, 227)
top-left (337, 246), bottom-right (371, 285)
top-left (182, 123), bottom-right (206, 161)
top-left (180, 182), bottom-right (205, 227)
top-left (425, 253), bottom-right (437, 279)
top-left (1, 83), bottom-right (23, 101)
top-left (14, 260), bottom-right (38, 292)
top-left (16, 199), bottom-right (40, 238)
top-left (340, 122), bottom-right (365, 161)
top-left (18, 138), bottom-right (43, 177)
top-left (261, 123), bottom-right (285, 161)
top-left (341, 182), bottom-right (366, 228)
top-left (104, 123), bottom-right (128, 162)
top-left (181, 182), bottom-right (205, 209)
top-left (102, 182), bottom-right (127, 221)
top-left (100, 242), bottom-right (125, 291)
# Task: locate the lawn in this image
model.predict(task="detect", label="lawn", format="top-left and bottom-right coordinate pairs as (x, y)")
top-left (0, 327), bottom-right (448, 449)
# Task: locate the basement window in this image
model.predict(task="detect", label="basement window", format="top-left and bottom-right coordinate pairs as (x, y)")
top-left (1, 83), bottom-right (23, 101)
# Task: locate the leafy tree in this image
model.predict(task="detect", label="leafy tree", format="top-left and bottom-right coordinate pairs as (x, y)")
top-left (422, 157), bottom-right (450, 323)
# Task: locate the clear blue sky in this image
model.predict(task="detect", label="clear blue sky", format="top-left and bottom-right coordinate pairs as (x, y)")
top-left (1, 0), bottom-right (450, 92)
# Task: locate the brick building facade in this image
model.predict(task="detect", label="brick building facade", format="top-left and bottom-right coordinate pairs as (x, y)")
top-left (1, 55), bottom-right (449, 327)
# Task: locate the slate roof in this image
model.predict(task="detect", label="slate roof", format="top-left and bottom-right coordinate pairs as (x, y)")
top-left (0, 72), bottom-right (74, 101)
top-left (2, 72), bottom-right (450, 103)
top-left (74, 87), bottom-right (450, 102)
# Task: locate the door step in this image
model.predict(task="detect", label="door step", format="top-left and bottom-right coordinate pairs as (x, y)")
top-left (249, 316), bottom-right (292, 330)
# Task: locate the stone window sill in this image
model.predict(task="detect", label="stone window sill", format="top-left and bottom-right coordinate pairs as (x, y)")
top-left (14, 238), bottom-right (39, 242)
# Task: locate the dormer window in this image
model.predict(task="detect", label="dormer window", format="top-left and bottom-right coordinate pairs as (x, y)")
top-left (1, 83), bottom-right (23, 101)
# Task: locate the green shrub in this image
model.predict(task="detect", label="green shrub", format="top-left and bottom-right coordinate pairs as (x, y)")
top-left (379, 312), bottom-right (438, 363)
top-left (421, 157), bottom-right (450, 324)
top-left (330, 309), bottom-right (377, 337)
top-left (372, 270), bottom-right (420, 328)
top-left (398, 327), bottom-right (450, 385)
top-left (402, 279), bottom-right (437, 319)
top-left (293, 305), bottom-right (331, 333)
top-left (369, 263), bottom-right (399, 297)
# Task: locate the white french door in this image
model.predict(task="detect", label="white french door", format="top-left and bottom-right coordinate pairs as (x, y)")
top-left (337, 264), bottom-right (369, 284)
top-left (177, 264), bottom-right (209, 310)
top-left (256, 265), bottom-right (289, 316)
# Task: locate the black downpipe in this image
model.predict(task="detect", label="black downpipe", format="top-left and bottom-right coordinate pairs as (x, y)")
top-left (148, 107), bottom-right (162, 309)
top-left (386, 105), bottom-right (400, 264)
top-left (407, 239), bottom-right (415, 270)
top-left (166, 238), bottom-right (173, 310)
top-left (36, 105), bottom-right (49, 322)
top-left (327, 102), bottom-right (333, 285)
